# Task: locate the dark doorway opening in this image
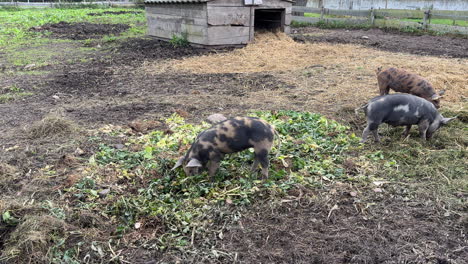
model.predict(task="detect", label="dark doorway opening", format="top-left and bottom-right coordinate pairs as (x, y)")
top-left (254, 9), bottom-right (285, 31)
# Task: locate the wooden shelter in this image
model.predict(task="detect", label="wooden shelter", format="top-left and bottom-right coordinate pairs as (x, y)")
top-left (145, 0), bottom-right (293, 46)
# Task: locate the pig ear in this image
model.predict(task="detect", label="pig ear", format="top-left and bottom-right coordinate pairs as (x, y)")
top-left (186, 158), bottom-right (202, 168)
top-left (171, 156), bottom-right (185, 170)
top-left (442, 117), bottom-right (457, 125)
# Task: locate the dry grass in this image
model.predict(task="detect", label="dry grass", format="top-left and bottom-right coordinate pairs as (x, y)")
top-left (144, 32), bottom-right (468, 108)
top-left (0, 215), bottom-right (70, 263)
top-left (0, 163), bottom-right (17, 177)
top-left (26, 114), bottom-right (78, 139)
top-left (0, 163), bottom-right (18, 191)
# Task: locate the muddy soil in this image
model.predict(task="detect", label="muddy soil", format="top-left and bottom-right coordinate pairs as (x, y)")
top-left (31, 22), bottom-right (130, 40)
top-left (293, 27), bottom-right (468, 58)
top-left (221, 186), bottom-right (468, 263)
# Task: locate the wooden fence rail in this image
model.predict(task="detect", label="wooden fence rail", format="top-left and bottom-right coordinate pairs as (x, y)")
top-left (291, 6), bottom-right (468, 35)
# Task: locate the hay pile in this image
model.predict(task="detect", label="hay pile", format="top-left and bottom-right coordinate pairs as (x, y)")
top-left (145, 32), bottom-right (467, 105)
top-left (0, 215), bottom-right (71, 262)
top-left (168, 32), bottom-right (357, 73)
top-left (26, 114), bottom-right (78, 139)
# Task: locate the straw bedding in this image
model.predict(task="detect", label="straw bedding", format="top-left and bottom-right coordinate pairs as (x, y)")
top-left (144, 32), bottom-right (468, 106)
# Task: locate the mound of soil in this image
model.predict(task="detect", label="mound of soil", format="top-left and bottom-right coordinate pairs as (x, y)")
top-left (87, 11), bottom-right (142, 16)
top-left (31, 21), bottom-right (130, 40)
top-left (293, 27), bottom-right (468, 58)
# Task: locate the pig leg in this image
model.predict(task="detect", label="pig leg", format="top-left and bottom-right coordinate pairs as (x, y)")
top-left (207, 153), bottom-right (222, 181)
top-left (417, 120), bottom-right (430, 140)
top-left (207, 160), bottom-right (220, 181)
top-left (402, 125), bottom-right (412, 138)
top-left (251, 158), bottom-right (260, 172)
top-left (378, 79), bottom-right (390, 96)
top-left (255, 149), bottom-right (270, 179)
top-left (361, 123), bottom-right (380, 143)
top-left (361, 126), bottom-right (371, 142)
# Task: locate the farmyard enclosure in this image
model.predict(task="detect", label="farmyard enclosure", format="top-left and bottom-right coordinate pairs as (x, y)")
top-left (0, 5), bottom-right (467, 264)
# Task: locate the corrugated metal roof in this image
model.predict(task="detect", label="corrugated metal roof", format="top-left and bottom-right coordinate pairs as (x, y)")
top-left (145, 0), bottom-right (210, 4)
top-left (145, 0), bottom-right (293, 4)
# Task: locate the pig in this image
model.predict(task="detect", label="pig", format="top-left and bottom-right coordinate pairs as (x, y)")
top-left (172, 116), bottom-right (276, 180)
top-left (359, 94), bottom-right (456, 143)
top-left (376, 67), bottom-right (444, 108)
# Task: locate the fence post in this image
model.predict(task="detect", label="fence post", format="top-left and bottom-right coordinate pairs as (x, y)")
top-left (370, 7), bottom-right (375, 26)
top-left (423, 9), bottom-right (431, 29)
top-left (320, 6), bottom-right (325, 21)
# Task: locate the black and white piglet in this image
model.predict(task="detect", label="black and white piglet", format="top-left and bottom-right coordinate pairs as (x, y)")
top-left (359, 94), bottom-right (456, 143)
top-left (172, 117), bottom-right (276, 180)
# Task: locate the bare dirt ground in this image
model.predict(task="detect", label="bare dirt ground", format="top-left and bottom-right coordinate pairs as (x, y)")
top-left (1, 24), bottom-right (467, 263)
top-left (293, 27), bottom-right (468, 58)
top-left (31, 21), bottom-right (131, 40)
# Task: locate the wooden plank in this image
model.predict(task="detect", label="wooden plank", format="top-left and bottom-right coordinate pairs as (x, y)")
top-left (374, 10), bottom-right (424, 19)
top-left (324, 18), bottom-right (369, 24)
top-left (146, 4), bottom-right (207, 19)
top-left (284, 13), bottom-right (291, 25)
top-left (208, 0), bottom-right (244, 7)
top-left (146, 13), bottom-right (207, 26)
top-left (431, 13), bottom-right (468, 21)
top-left (146, 16), bottom-right (207, 36)
top-left (207, 6), bottom-right (251, 26)
top-left (291, 16), bottom-right (320, 23)
top-left (259, 0), bottom-right (292, 8)
top-left (292, 6), bottom-right (321, 14)
top-left (207, 26), bottom-right (250, 45)
top-left (147, 16), bottom-right (208, 45)
top-left (326, 9), bottom-right (370, 17)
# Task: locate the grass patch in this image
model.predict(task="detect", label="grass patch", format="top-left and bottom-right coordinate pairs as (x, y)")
top-left (0, 92), bottom-right (33, 103)
top-left (356, 120), bottom-right (467, 204)
top-left (0, 7), bottom-right (146, 70)
top-left (0, 7), bottom-right (146, 52)
top-left (402, 18), bottom-right (468, 27)
top-left (291, 20), bottom-right (315, 27)
top-left (0, 86), bottom-right (33, 103)
top-left (314, 20), bottom-right (372, 30)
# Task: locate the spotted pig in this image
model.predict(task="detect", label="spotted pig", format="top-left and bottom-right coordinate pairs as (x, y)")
top-left (360, 94), bottom-right (456, 143)
top-left (376, 67), bottom-right (444, 108)
top-left (172, 117), bottom-right (275, 180)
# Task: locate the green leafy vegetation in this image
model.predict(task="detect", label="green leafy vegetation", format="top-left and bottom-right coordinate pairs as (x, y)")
top-left (169, 32), bottom-right (189, 47)
top-left (0, 85), bottom-right (33, 103)
top-left (72, 111), bottom-right (359, 245)
top-left (1, 109), bottom-right (466, 262)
